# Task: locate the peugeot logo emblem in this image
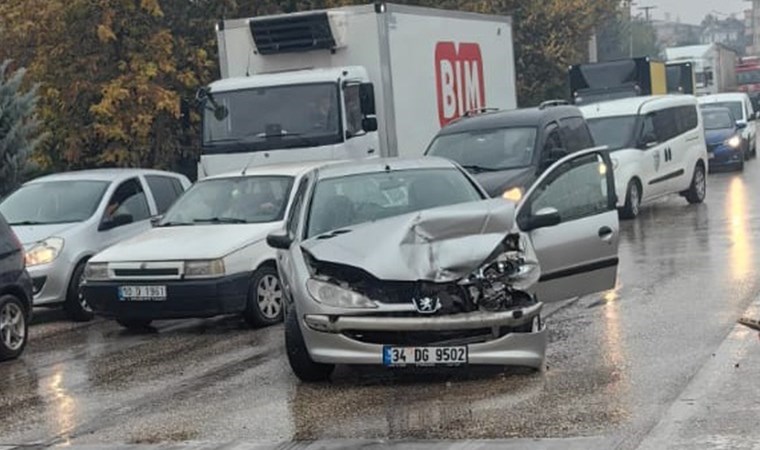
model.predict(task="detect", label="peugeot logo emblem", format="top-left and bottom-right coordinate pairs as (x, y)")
top-left (412, 296), bottom-right (441, 314)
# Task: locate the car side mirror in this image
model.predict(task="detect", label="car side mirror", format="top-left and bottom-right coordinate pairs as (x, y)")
top-left (267, 230), bottom-right (293, 250)
top-left (359, 83), bottom-right (376, 116)
top-left (522, 207), bottom-right (561, 232)
top-left (150, 215), bottom-right (163, 227)
top-left (362, 117), bottom-right (378, 133)
top-left (737, 121), bottom-right (748, 129)
top-left (99, 214), bottom-right (134, 231)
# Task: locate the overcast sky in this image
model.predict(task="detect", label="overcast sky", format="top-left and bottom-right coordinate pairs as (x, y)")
top-left (643, 0), bottom-right (749, 24)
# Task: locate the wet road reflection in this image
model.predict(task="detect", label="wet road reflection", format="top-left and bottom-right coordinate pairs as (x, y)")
top-left (3, 164), bottom-right (760, 447)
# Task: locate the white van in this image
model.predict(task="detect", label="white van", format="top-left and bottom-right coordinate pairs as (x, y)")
top-left (698, 92), bottom-right (758, 159)
top-left (580, 96), bottom-right (708, 219)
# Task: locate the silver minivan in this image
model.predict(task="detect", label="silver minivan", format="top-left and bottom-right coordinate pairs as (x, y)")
top-left (0, 169), bottom-right (190, 321)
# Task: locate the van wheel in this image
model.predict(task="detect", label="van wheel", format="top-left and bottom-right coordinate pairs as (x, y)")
top-left (285, 308), bottom-right (334, 382)
top-left (619, 180), bottom-right (641, 220)
top-left (242, 266), bottom-right (284, 327)
top-left (64, 262), bottom-right (94, 322)
top-left (0, 295), bottom-right (28, 361)
top-left (685, 164), bottom-right (706, 204)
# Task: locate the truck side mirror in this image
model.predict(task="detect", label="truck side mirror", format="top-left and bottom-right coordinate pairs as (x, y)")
top-left (362, 117), bottom-right (378, 132)
top-left (360, 83), bottom-right (376, 116)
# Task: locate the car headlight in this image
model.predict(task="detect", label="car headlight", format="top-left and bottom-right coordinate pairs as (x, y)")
top-left (84, 262), bottom-right (109, 281)
top-left (726, 135), bottom-right (742, 148)
top-left (502, 187), bottom-right (524, 202)
top-left (184, 259), bottom-right (225, 279)
top-left (24, 237), bottom-right (64, 267)
top-left (305, 278), bottom-right (377, 309)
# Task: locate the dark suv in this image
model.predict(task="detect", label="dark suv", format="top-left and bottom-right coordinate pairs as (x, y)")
top-left (0, 213), bottom-right (32, 361)
top-left (425, 102), bottom-right (595, 201)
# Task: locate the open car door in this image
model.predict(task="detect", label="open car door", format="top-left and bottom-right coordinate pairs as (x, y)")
top-left (516, 148), bottom-right (619, 303)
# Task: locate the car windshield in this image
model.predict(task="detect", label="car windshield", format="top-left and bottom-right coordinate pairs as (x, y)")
top-left (306, 168), bottom-right (482, 238)
top-left (702, 110), bottom-right (735, 130)
top-left (203, 83), bottom-right (340, 146)
top-left (426, 127), bottom-right (537, 171)
top-left (161, 176), bottom-right (294, 225)
top-left (0, 180), bottom-right (109, 225)
top-left (702, 101), bottom-right (743, 122)
top-left (586, 115), bottom-right (638, 151)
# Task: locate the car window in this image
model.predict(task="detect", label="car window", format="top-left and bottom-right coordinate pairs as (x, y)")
top-left (426, 127), bottom-right (537, 171)
top-left (0, 180), bottom-right (109, 225)
top-left (306, 168), bottom-right (482, 238)
top-left (703, 101), bottom-right (743, 122)
top-left (287, 176), bottom-right (310, 236)
top-left (641, 115), bottom-right (657, 145)
top-left (587, 115), bottom-right (639, 151)
top-left (675, 105), bottom-right (698, 134)
top-left (344, 84), bottom-right (363, 137)
top-left (650, 108), bottom-right (678, 142)
top-left (146, 175), bottom-right (184, 214)
top-left (543, 123), bottom-right (563, 151)
top-left (105, 178), bottom-right (151, 224)
top-left (559, 116), bottom-right (594, 152)
top-left (702, 109), bottom-right (735, 130)
top-left (522, 152), bottom-right (609, 223)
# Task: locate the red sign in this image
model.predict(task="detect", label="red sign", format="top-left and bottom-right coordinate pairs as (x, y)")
top-left (435, 42), bottom-right (486, 127)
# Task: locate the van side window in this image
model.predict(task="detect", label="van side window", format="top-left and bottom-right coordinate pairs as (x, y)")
top-left (543, 123), bottom-right (563, 151)
top-left (675, 105), bottom-right (698, 133)
top-left (104, 178), bottom-right (151, 225)
top-left (286, 176), bottom-right (310, 237)
top-left (651, 108), bottom-right (678, 142)
top-left (559, 117), bottom-right (594, 152)
top-left (344, 85), bottom-right (363, 137)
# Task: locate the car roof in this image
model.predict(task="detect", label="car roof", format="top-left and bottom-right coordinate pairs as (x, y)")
top-left (436, 105), bottom-right (582, 135)
top-left (698, 93), bottom-right (748, 103)
top-left (206, 160), bottom-right (332, 180)
top-left (311, 157), bottom-right (458, 180)
top-left (580, 95), bottom-right (697, 118)
top-left (26, 168), bottom-right (185, 184)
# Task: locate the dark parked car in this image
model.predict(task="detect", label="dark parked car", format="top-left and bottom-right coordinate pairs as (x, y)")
top-left (701, 106), bottom-right (745, 172)
top-left (0, 213), bottom-right (33, 361)
top-left (425, 101), bottom-right (596, 202)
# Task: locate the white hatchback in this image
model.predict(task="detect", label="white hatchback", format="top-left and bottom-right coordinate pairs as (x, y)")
top-left (581, 95), bottom-right (708, 219)
top-left (83, 162), bottom-right (322, 330)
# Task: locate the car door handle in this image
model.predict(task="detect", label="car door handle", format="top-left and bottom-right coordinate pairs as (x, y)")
top-left (598, 226), bottom-right (614, 240)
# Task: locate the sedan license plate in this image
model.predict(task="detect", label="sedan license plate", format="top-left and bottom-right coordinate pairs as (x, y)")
top-left (383, 346), bottom-right (468, 367)
top-left (118, 285), bottom-right (167, 301)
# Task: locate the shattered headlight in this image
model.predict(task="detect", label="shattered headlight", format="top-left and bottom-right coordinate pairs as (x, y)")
top-left (306, 278), bottom-right (378, 309)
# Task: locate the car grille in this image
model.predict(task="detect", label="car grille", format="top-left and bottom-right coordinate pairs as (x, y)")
top-left (112, 268), bottom-right (180, 277)
top-left (343, 325), bottom-right (531, 346)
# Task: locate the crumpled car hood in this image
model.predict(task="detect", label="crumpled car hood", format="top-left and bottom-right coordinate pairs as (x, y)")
top-left (301, 199), bottom-right (516, 283)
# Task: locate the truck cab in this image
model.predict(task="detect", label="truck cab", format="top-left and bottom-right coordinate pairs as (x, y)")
top-left (199, 67), bottom-right (378, 178)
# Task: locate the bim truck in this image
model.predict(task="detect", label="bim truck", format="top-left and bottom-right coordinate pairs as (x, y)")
top-left (569, 57), bottom-right (666, 105)
top-left (198, 3), bottom-right (517, 177)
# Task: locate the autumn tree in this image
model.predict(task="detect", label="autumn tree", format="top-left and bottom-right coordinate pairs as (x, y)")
top-left (0, 60), bottom-right (40, 195)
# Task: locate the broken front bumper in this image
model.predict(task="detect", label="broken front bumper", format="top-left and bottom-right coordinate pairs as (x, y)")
top-left (299, 304), bottom-right (547, 368)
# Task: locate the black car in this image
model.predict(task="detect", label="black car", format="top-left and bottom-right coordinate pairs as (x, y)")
top-left (425, 101), bottom-right (595, 201)
top-left (0, 213), bottom-right (32, 361)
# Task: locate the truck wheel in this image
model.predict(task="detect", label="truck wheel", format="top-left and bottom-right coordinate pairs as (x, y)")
top-left (64, 262), bottom-right (94, 322)
top-left (0, 295), bottom-right (28, 361)
top-left (285, 308), bottom-right (334, 382)
top-left (242, 266), bottom-right (284, 328)
top-left (685, 163), bottom-right (706, 204)
top-left (619, 180), bottom-right (641, 220)
top-left (116, 318), bottom-right (153, 330)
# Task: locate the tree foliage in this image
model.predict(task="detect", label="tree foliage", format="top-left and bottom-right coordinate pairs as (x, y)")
top-left (0, 0), bottom-right (621, 175)
top-left (0, 60), bottom-right (39, 195)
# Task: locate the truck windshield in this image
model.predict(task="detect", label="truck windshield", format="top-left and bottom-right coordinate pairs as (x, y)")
top-left (426, 127), bottom-right (537, 171)
top-left (203, 83), bottom-right (340, 151)
top-left (586, 116), bottom-right (638, 151)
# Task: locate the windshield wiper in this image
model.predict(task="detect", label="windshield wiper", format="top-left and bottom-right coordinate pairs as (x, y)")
top-left (193, 217), bottom-right (247, 224)
top-left (9, 220), bottom-right (47, 226)
top-left (316, 228), bottom-right (353, 240)
top-left (158, 221), bottom-right (194, 227)
top-left (460, 164), bottom-right (502, 173)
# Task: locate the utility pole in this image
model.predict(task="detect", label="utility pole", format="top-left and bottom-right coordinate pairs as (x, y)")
top-left (638, 5), bottom-right (657, 22)
top-left (625, 1), bottom-right (638, 57)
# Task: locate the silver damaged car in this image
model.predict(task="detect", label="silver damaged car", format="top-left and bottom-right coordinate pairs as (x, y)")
top-left (267, 152), bottom-right (619, 381)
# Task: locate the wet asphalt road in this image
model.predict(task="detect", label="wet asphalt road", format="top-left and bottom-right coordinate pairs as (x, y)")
top-left (2, 161), bottom-right (760, 449)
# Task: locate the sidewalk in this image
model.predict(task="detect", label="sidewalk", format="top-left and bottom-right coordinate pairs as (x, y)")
top-left (636, 298), bottom-right (760, 450)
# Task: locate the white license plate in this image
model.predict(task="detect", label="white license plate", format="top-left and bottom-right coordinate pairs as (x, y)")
top-left (383, 346), bottom-right (468, 367)
top-left (118, 285), bottom-right (167, 301)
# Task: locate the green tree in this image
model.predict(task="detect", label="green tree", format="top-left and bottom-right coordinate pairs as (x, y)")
top-left (0, 60), bottom-right (40, 195)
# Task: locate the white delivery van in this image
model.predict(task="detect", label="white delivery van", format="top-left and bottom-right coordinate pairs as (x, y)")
top-left (198, 3), bottom-right (517, 178)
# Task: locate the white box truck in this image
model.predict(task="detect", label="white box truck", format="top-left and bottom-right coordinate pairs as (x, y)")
top-left (665, 44), bottom-right (737, 96)
top-left (197, 3), bottom-right (516, 178)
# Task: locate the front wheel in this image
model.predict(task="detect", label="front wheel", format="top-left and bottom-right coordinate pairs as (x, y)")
top-left (285, 308), bottom-right (334, 382)
top-left (619, 180), bottom-right (641, 220)
top-left (0, 295), bottom-right (28, 361)
top-left (685, 164), bottom-right (707, 204)
top-left (64, 262), bottom-right (94, 322)
top-left (242, 266), bottom-right (284, 328)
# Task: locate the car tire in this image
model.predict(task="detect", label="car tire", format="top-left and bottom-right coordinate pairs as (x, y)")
top-left (0, 295), bottom-right (28, 361)
top-left (242, 266), bottom-right (284, 328)
top-left (116, 318), bottom-right (153, 330)
top-left (285, 308), bottom-right (334, 382)
top-left (685, 163), bottom-right (707, 204)
top-left (63, 261), bottom-right (94, 322)
top-left (619, 180), bottom-right (641, 220)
